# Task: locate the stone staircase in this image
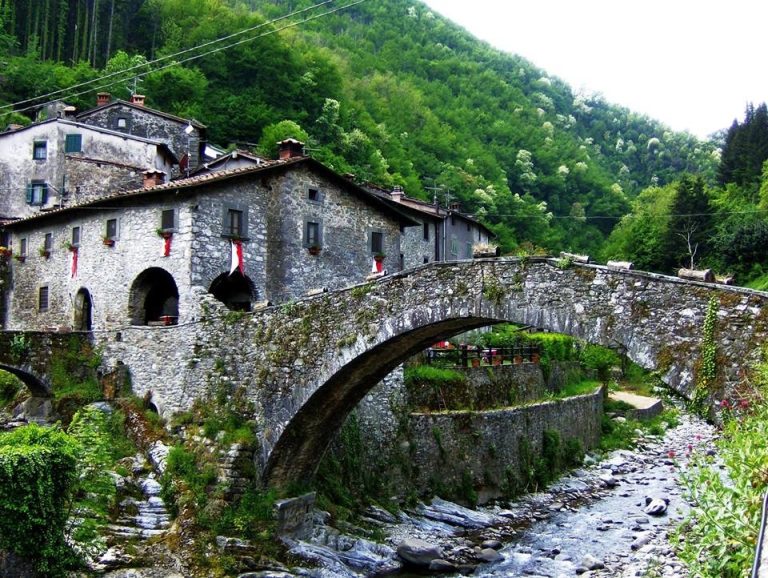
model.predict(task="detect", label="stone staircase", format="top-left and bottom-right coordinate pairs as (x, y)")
top-left (107, 467), bottom-right (171, 540)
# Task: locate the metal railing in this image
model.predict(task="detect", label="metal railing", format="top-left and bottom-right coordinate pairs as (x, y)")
top-left (751, 492), bottom-right (768, 578)
top-left (425, 344), bottom-right (540, 367)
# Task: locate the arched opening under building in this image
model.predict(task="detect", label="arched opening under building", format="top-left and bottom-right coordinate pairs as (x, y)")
top-left (73, 288), bottom-right (93, 331)
top-left (209, 271), bottom-right (256, 311)
top-left (128, 268), bottom-right (179, 325)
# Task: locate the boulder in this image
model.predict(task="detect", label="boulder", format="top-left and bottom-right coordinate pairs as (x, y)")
top-left (397, 538), bottom-right (442, 567)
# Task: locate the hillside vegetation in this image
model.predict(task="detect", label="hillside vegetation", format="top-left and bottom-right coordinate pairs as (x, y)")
top-left (3, 0), bottom-right (768, 281)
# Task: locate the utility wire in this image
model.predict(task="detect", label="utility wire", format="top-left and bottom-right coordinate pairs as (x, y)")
top-left (0, 0), bottom-right (335, 112)
top-left (1, 0), bottom-right (368, 114)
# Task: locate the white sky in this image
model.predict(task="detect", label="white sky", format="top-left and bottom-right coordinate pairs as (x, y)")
top-left (421, 0), bottom-right (768, 139)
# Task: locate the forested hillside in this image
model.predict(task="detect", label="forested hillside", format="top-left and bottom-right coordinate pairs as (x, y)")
top-left (0, 0), bottom-right (741, 260)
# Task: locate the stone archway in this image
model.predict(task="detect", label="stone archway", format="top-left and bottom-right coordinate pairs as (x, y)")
top-left (128, 268), bottom-right (179, 325)
top-left (209, 271), bottom-right (256, 311)
top-left (73, 288), bottom-right (93, 331)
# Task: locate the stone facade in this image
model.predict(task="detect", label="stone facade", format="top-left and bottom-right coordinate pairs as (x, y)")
top-left (77, 98), bottom-right (205, 174)
top-left (0, 119), bottom-right (175, 220)
top-left (3, 158), bottom-right (413, 332)
top-left (408, 387), bottom-right (603, 504)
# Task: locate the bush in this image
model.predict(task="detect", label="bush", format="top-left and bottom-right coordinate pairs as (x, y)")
top-left (0, 424), bottom-right (82, 574)
top-left (580, 344), bottom-right (620, 381)
top-left (674, 376), bottom-right (768, 577)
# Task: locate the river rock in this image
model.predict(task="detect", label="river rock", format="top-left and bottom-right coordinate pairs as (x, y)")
top-left (481, 539), bottom-right (502, 550)
top-left (477, 547), bottom-right (503, 563)
top-left (643, 497), bottom-right (669, 516)
top-left (581, 553), bottom-right (605, 570)
top-left (428, 558), bottom-right (457, 572)
top-left (417, 498), bottom-right (498, 528)
top-left (397, 538), bottom-right (442, 567)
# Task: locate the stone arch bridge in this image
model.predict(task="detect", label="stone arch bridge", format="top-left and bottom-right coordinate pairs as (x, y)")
top-left (2, 258), bottom-right (767, 488)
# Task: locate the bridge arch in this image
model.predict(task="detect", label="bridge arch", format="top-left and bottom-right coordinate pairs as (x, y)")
top-left (250, 259), bottom-right (768, 488)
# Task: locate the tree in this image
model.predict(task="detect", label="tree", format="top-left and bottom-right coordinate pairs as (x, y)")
top-left (257, 120), bottom-right (309, 159)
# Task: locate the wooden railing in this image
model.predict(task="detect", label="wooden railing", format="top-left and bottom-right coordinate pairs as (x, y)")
top-left (425, 344), bottom-right (540, 367)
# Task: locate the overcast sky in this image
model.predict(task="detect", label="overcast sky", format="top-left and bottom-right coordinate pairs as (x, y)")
top-left (421, 0), bottom-right (768, 139)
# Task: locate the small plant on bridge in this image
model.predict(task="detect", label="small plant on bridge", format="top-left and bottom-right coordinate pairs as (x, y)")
top-left (690, 297), bottom-right (718, 415)
top-left (9, 333), bottom-right (28, 362)
top-left (555, 255), bottom-right (574, 269)
top-left (482, 279), bottom-right (505, 304)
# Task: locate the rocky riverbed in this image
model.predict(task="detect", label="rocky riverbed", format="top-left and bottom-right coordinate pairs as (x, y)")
top-left (281, 410), bottom-right (717, 578)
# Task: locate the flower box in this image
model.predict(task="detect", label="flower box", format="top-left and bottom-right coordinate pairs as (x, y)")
top-left (103, 238), bottom-right (115, 247)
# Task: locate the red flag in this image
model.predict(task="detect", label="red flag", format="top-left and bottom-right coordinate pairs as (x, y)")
top-left (164, 235), bottom-right (172, 257)
top-left (230, 240), bottom-right (244, 275)
top-left (71, 247), bottom-right (78, 278)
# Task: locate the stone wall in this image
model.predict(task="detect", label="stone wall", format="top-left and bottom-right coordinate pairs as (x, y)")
top-left (265, 166), bottom-right (403, 302)
top-left (78, 102), bottom-right (204, 173)
top-left (407, 387), bottom-right (604, 504)
top-left (400, 219), bottom-right (437, 269)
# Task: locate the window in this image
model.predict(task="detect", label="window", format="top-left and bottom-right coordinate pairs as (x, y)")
top-left (26, 182), bottom-right (48, 205)
top-left (222, 205), bottom-right (248, 238)
top-left (305, 221), bottom-right (322, 247)
top-left (65, 133), bottom-right (82, 153)
top-left (423, 222), bottom-right (430, 241)
top-left (44, 233), bottom-right (53, 252)
top-left (370, 231), bottom-right (384, 255)
top-left (160, 209), bottom-right (176, 231)
top-left (423, 256), bottom-right (429, 264)
top-left (308, 188), bottom-right (323, 203)
top-left (33, 141), bottom-right (47, 160)
top-left (105, 218), bottom-right (118, 240)
top-left (19, 238), bottom-right (27, 258)
top-left (38, 286), bottom-right (49, 312)
top-left (226, 209), bottom-right (243, 237)
top-left (116, 117), bottom-right (127, 129)
top-left (465, 242), bottom-right (473, 259)
top-left (71, 227), bottom-right (80, 247)
top-left (450, 237), bottom-right (459, 256)
top-left (467, 222), bottom-right (471, 232)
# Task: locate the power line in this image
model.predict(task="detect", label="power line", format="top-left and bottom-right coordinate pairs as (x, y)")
top-left (0, 1), bottom-right (335, 112)
top-left (1, 0), bottom-right (368, 115)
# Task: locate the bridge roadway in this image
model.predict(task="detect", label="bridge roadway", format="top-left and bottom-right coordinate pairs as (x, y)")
top-left (1, 258), bottom-right (767, 488)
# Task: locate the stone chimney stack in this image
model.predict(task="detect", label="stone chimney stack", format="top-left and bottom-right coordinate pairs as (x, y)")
top-left (143, 170), bottom-right (165, 188)
top-left (131, 94), bottom-right (146, 107)
top-left (96, 92), bottom-right (111, 107)
top-left (278, 138), bottom-right (305, 160)
top-left (391, 185), bottom-right (404, 202)
top-left (450, 201), bottom-right (460, 212)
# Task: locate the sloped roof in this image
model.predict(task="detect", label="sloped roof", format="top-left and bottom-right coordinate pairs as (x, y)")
top-left (76, 99), bottom-right (206, 130)
top-left (2, 156), bottom-right (418, 229)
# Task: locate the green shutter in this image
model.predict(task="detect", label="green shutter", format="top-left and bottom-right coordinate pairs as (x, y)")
top-left (26, 184), bottom-right (33, 203)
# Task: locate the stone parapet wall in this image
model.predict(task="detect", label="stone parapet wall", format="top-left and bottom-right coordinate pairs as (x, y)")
top-left (408, 387), bottom-right (604, 504)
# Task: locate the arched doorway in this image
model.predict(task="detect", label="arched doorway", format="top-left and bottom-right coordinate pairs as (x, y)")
top-left (129, 268), bottom-right (179, 325)
top-left (209, 271), bottom-right (256, 312)
top-left (73, 288), bottom-right (93, 331)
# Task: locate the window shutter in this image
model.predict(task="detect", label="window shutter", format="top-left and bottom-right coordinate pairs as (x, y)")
top-left (26, 184), bottom-right (33, 203)
top-left (41, 185), bottom-right (48, 205)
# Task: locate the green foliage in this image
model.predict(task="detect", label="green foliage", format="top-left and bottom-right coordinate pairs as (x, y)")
top-left (213, 486), bottom-right (278, 541)
top-left (9, 333), bottom-right (28, 361)
top-left (49, 337), bottom-right (103, 423)
top-left (580, 344), bottom-right (620, 381)
top-left (0, 369), bottom-right (22, 406)
top-left (0, 424), bottom-right (82, 574)
top-left (674, 376), bottom-right (768, 576)
top-left (257, 120), bottom-right (309, 159)
top-left (691, 297), bottom-right (718, 415)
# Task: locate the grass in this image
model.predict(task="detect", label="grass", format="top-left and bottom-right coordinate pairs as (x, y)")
top-left (551, 380), bottom-right (601, 399)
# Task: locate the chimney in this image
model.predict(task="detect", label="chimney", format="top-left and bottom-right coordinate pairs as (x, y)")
top-left (131, 94), bottom-right (146, 107)
top-left (391, 185), bottom-right (404, 202)
top-left (277, 138), bottom-right (304, 160)
top-left (143, 170), bottom-right (165, 188)
top-left (96, 92), bottom-right (111, 107)
top-left (63, 106), bottom-right (77, 118)
top-left (450, 202), bottom-right (460, 212)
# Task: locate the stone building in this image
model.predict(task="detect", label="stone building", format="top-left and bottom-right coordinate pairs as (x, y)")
top-left (1, 146), bottom-right (416, 331)
top-left (77, 93), bottom-right (207, 175)
top-left (0, 117), bottom-right (176, 221)
top-left (367, 184), bottom-right (494, 269)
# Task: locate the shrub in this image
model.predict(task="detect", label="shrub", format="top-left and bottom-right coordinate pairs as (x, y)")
top-left (0, 424), bottom-right (82, 574)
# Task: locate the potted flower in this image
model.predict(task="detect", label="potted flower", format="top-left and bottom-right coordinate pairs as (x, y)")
top-left (62, 241), bottom-right (77, 252)
top-left (102, 236), bottom-right (115, 247)
top-left (307, 243), bottom-right (322, 256)
top-left (156, 228), bottom-right (173, 240)
top-left (373, 252), bottom-right (386, 273)
top-left (473, 242), bottom-right (498, 259)
top-left (39, 246), bottom-right (50, 258)
top-left (0, 246), bottom-right (11, 259)
top-left (14, 254), bottom-right (25, 263)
